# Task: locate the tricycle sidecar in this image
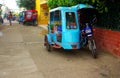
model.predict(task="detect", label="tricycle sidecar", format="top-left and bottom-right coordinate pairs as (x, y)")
top-left (44, 4), bottom-right (98, 58)
top-left (18, 11), bottom-right (25, 24)
top-left (23, 10), bottom-right (38, 26)
top-left (44, 7), bottom-right (80, 50)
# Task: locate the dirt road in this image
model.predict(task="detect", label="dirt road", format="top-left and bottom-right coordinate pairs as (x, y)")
top-left (0, 21), bottom-right (120, 78)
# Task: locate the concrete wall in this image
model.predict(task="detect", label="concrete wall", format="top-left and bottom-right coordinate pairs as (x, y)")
top-left (94, 27), bottom-right (120, 57)
top-left (35, 0), bottom-right (49, 25)
top-left (35, 0), bottom-right (41, 24)
top-left (40, 4), bottom-right (49, 25)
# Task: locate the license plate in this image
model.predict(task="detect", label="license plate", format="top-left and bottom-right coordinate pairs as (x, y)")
top-left (85, 29), bottom-right (91, 33)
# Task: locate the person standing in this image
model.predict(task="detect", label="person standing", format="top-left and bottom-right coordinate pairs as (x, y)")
top-left (32, 12), bottom-right (37, 26)
top-left (8, 11), bottom-right (12, 26)
top-left (0, 4), bottom-right (3, 24)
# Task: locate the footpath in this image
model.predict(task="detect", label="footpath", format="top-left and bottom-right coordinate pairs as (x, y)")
top-left (38, 24), bottom-right (47, 30)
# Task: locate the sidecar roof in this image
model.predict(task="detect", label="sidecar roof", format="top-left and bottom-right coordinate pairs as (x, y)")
top-left (50, 7), bottom-right (74, 12)
top-left (72, 4), bottom-right (94, 9)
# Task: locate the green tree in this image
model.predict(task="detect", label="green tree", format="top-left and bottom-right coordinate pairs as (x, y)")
top-left (57, 0), bottom-right (75, 7)
top-left (48, 0), bottom-right (58, 9)
top-left (16, 0), bottom-right (35, 9)
top-left (73, 0), bottom-right (108, 13)
top-left (0, 4), bottom-right (2, 16)
top-left (48, 0), bottom-right (76, 9)
top-left (98, 0), bottom-right (120, 30)
top-left (48, 0), bottom-right (107, 13)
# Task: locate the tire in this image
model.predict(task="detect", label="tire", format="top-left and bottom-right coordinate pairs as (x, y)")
top-left (91, 45), bottom-right (97, 58)
top-left (23, 21), bottom-right (26, 25)
top-left (34, 20), bottom-right (38, 26)
top-left (46, 43), bottom-right (51, 52)
top-left (88, 40), bottom-right (97, 58)
top-left (45, 36), bottom-right (51, 52)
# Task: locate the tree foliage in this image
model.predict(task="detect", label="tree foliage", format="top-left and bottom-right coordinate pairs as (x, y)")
top-left (94, 0), bottom-right (120, 30)
top-left (16, 0), bottom-right (35, 10)
top-left (47, 0), bottom-right (58, 9)
top-left (48, 0), bottom-right (76, 9)
top-left (48, 0), bottom-right (108, 13)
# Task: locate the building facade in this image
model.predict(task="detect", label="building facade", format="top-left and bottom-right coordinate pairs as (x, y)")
top-left (36, 0), bottom-right (49, 25)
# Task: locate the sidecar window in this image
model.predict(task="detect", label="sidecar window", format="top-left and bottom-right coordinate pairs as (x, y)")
top-left (66, 12), bottom-right (77, 29)
top-left (49, 10), bottom-right (61, 32)
top-left (50, 10), bottom-right (61, 25)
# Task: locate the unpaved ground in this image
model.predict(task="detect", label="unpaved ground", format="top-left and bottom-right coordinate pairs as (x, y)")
top-left (0, 21), bottom-right (120, 78)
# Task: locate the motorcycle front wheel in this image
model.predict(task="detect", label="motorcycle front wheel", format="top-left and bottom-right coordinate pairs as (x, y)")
top-left (88, 39), bottom-right (97, 58)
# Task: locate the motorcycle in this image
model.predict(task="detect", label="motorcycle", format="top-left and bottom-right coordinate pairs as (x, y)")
top-left (82, 20), bottom-right (97, 58)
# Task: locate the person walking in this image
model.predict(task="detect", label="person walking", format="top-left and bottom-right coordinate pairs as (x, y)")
top-left (8, 11), bottom-right (13, 26)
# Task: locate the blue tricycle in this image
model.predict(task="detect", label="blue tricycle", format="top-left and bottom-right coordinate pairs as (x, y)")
top-left (44, 4), bottom-right (97, 58)
top-left (18, 11), bottom-right (25, 24)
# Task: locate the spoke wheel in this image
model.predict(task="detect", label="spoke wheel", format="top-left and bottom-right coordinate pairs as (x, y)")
top-left (91, 46), bottom-right (97, 58)
top-left (88, 40), bottom-right (97, 58)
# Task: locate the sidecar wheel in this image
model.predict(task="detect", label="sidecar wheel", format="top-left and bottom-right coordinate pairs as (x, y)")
top-left (34, 20), bottom-right (38, 26)
top-left (45, 36), bottom-right (51, 52)
top-left (46, 43), bottom-right (51, 52)
top-left (23, 21), bottom-right (26, 25)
